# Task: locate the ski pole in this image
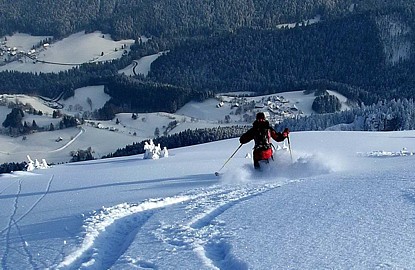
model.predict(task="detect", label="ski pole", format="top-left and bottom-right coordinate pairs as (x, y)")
top-left (215, 144), bottom-right (243, 176)
top-left (287, 135), bottom-right (293, 163)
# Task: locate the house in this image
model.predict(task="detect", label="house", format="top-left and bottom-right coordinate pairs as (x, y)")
top-left (290, 104), bottom-right (299, 112)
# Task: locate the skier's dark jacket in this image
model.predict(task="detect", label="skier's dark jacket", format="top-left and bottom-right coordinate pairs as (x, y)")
top-left (239, 118), bottom-right (287, 162)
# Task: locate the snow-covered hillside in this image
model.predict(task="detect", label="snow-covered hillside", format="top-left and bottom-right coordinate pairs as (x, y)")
top-left (0, 31), bottom-right (134, 73)
top-left (118, 52), bottom-right (166, 77)
top-left (0, 131), bottom-right (414, 269)
top-left (0, 81), bottom-right (351, 164)
top-left (0, 31), bottom-right (366, 172)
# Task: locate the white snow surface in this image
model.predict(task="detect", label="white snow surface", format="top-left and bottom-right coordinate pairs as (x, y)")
top-left (1, 130), bottom-right (415, 269)
top-left (60, 85), bottom-right (111, 114)
top-left (2, 33), bottom-right (52, 51)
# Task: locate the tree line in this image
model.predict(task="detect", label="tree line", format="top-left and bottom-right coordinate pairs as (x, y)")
top-left (4, 0), bottom-right (413, 39)
top-left (1, 107), bottom-right (80, 136)
top-left (0, 162), bottom-right (27, 174)
top-left (277, 98), bottom-right (415, 132)
top-left (103, 126), bottom-right (249, 159)
top-left (90, 75), bottom-right (214, 120)
top-left (312, 94), bottom-right (342, 114)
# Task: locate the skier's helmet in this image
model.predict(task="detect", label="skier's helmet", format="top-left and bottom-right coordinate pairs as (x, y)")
top-left (256, 112), bottom-right (266, 120)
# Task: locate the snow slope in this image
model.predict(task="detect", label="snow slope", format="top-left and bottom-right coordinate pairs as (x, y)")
top-left (118, 52), bottom-right (166, 77)
top-left (2, 33), bottom-right (52, 51)
top-left (60, 85), bottom-right (111, 114)
top-left (1, 130), bottom-right (415, 269)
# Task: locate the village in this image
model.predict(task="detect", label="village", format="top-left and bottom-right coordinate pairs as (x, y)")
top-left (0, 37), bottom-right (49, 65)
top-left (216, 93), bottom-right (304, 124)
top-left (0, 33), bottom-right (130, 67)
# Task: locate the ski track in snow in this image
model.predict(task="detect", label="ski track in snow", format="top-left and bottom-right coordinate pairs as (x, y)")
top-left (1, 150), bottom-right (331, 269)
top-left (1, 179), bottom-right (22, 270)
top-left (182, 184), bottom-right (280, 270)
top-left (12, 175), bottom-right (54, 227)
top-left (0, 176), bottom-right (54, 270)
top-left (55, 196), bottom-right (191, 270)
top-left (56, 181), bottom-right (287, 270)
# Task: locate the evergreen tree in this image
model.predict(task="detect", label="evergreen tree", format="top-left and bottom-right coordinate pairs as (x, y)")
top-left (32, 120), bottom-right (38, 130)
top-left (2, 108), bottom-right (24, 128)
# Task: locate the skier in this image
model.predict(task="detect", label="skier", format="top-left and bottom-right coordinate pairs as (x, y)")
top-left (240, 112), bottom-right (290, 169)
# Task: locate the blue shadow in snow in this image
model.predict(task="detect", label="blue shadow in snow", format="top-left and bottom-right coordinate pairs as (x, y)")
top-left (0, 173), bottom-right (219, 201)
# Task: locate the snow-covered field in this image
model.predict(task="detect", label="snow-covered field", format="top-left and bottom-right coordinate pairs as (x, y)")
top-left (61, 85), bottom-right (110, 113)
top-left (1, 130), bottom-right (415, 269)
top-left (0, 31), bottom-right (134, 73)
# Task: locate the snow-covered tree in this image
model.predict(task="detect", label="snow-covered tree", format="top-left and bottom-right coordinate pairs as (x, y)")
top-left (143, 140), bottom-right (168, 159)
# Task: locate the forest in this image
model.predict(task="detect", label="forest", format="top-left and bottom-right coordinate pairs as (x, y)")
top-left (278, 98), bottom-right (415, 132)
top-left (1, 0), bottom-right (415, 39)
top-left (97, 76), bottom-right (214, 120)
top-left (149, 14), bottom-right (387, 103)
